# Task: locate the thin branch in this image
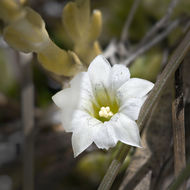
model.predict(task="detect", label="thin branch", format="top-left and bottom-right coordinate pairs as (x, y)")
top-left (15, 52), bottom-right (35, 190)
top-left (103, 39), bottom-right (117, 59)
top-left (22, 58), bottom-right (35, 190)
top-left (138, 0), bottom-right (180, 47)
top-left (120, 0), bottom-right (141, 42)
top-left (161, 48), bottom-right (169, 68)
top-left (118, 0), bottom-right (141, 58)
top-left (121, 19), bottom-right (179, 66)
top-left (98, 29), bottom-right (190, 190)
top-left (172, 63), bottom-right (186, 189)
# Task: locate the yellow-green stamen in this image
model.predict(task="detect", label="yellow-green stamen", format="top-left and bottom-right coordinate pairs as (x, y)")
top-left (99, 106), bottom-right (113, 119)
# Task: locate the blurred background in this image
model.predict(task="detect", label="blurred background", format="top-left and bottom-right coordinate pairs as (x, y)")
top-left (0, 0), bottom-right (190, 189)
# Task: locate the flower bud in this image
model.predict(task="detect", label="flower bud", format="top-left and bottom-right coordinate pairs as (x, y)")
top-left (62, 2), bottom-right (80, 43)
top-left (37, 40), bottom-right (83, 76)
top-left (0, 0), bottom-right (25, 23)
top-left (3, 7), bottom-right (49, 53)
top-left (87, 10), bottom-right (102, 43)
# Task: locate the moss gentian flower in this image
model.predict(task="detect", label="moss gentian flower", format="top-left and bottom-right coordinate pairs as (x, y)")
top-left (52, 55), bottom-right (154, 157)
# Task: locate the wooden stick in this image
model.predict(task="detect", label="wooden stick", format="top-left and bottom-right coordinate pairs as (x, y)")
top-left (172, 63), bottom-right (186, 190)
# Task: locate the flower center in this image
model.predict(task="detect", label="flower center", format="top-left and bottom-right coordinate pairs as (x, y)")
top-left (99, 106), bottom-right (113, 119)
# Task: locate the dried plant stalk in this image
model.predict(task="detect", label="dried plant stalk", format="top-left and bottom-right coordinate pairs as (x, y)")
top-left (172, 63), bottom-right (186, 190)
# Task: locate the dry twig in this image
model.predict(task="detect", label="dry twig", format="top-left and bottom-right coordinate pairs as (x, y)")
top-left (120, 0), bottom-right (142, 43)
top-left (121, 19), bottom-right (180, 66)
top-left (137, 0), bottom-right (180, 47)
top-left (15, 52), bottom-right (35, 190)
top-left (172, 63), bottom-right (186, 190)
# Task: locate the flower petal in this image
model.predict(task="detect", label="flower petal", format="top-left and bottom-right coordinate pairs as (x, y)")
top-left (88, 55), bottom-right (111, 87)
top-left (52, 72), bottom-right (84, 131)
top-left (52, 88), bottom-right (77, 132)
top-left (52, 72), bottom-right (84, 110)
top-left (88, 55), bottom-right (112, 105)
top-left (111, 64), bottom-right (130, 90)
top-left (117, 78), bottom-right (154, 104)
top-left (78, 73), bottom-right (98, 115)
top-left (72, 114), bottom-right (119, 156)
top-left (110, 113), bottom-right (141, 147)
top-left (72, 127), bottom-right (93, 157)
top-left (119, 97), bottom-right (146, 120)
top-left (72, 110), bottom-right (117, 150)
top-left (71, 109), bottom-right (102, 131)
top-left (52, 88), bottom-right (73, 110)
top-left (93, 123), bottom-right (117, 150)
top-left (71, 110), bottom-right (107, 156)
top-left (52, 72), bottom-right (95, 131)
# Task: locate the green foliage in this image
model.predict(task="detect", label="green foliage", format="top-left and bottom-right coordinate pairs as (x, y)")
top-left (130, 50), bottom-right (162, 82)
top-left (77, 152), bottom-right (108, 183)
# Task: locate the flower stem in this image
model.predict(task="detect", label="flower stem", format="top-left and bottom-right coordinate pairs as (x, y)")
top-left (98, 145), bottom-right (130, 190)
top-left (98, 29), bottom-right (190, 190)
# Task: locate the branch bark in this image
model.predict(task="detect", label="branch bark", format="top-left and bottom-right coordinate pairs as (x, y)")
top-left (172, 63), bottom-right (186, 190)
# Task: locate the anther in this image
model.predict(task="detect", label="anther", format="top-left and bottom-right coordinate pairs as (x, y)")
top-left (99, 106), bottom-right (113, 119)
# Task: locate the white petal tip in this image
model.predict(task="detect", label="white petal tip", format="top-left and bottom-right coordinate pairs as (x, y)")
top-left (73, 148), bottom-right (82, 158)
top-left (51, 94), bottom-right (56, 102)
top-left (51, 90), bottom-right (64, 107)
top-left (90, 55), bottom-right (110, 68)
top-left (73, 152), bottom-right (79, 158)
top-left (119, 139), bottom-right (141, 149)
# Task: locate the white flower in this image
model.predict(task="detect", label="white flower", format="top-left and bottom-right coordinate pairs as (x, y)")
top-left (52, 55), bottom-right (154, 157)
